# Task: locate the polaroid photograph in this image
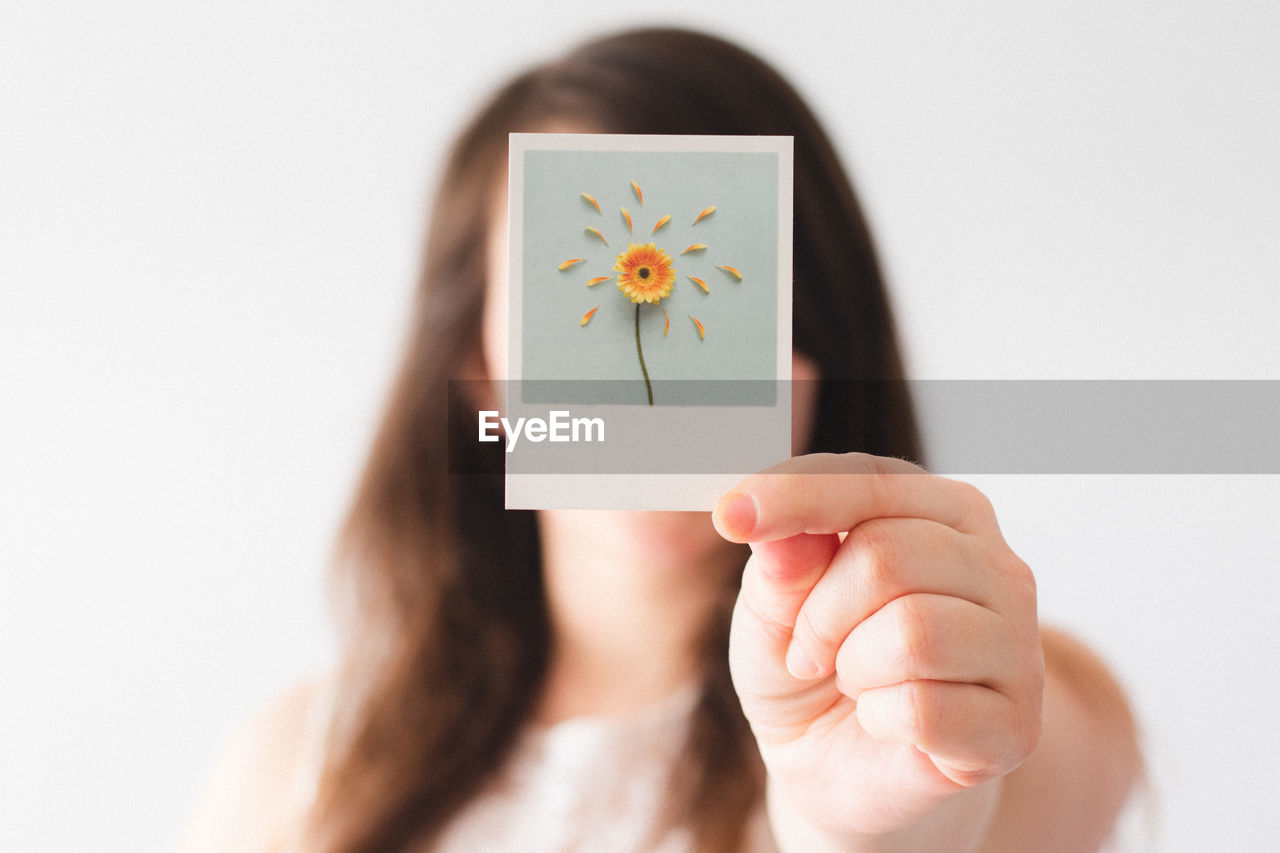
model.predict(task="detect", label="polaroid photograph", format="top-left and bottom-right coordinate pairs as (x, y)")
top-left (501, 133), bottom-right (794, 510)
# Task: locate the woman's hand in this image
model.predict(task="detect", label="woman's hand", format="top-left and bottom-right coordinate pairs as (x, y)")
top-left (714, 453), bottom-right (1044, 852)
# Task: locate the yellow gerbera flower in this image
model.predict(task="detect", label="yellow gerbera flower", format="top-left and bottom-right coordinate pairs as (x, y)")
top-left (614, 242), bottom-right (676, 304)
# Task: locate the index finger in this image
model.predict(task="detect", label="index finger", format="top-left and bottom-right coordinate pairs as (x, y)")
top-left (712, 452), bottom-right (993, 542)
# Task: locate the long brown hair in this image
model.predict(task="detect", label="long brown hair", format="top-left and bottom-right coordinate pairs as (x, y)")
top-left (305, 27), bottom-right (921, 852)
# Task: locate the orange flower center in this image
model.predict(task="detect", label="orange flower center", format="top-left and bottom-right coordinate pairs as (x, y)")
top-left (614, 243), bottom-right (675, 305)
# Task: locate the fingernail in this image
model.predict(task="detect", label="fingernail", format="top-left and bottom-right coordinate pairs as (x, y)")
top-left (720, 493), bottom-right (757, 538)
top-left (785, 640), bottom-right (820, 679)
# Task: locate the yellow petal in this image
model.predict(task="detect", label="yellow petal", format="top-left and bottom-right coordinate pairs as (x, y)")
top-left (664, 309), bottom-right (669, 336)
top-left (680, 243), bottom-right (707, 255)
top-left (692, 205), bottom-right (717, 225)
top-left (651, 214), bottom-right (671, 235)
top-left (581, 193), bottom-right (601, 214)
top-left (631, 180), bottom-right (643, 205)
top-left (689, 314), bottom-right (705, 340)
top-left (621, 207), bottom-right (632, 234)
top-left (717, 265), bottom-right (743, 281)
top-left (585, 276), bottom-right (611, 287)
top-left (585, 226), bottom-right (609, 246)
top-left (688, 275), bottom-right (709, 293)
top-left (580, 306), bottom-right (599, 326)
top-left (559, 258), bottom-right (585, 270)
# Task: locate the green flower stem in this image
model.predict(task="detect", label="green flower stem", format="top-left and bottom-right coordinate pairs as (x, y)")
top-left (635, 303), bottom-right (653, 406)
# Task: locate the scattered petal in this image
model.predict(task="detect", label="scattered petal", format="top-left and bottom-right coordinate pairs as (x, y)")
top-left (580, 306), bottom-right (599, 326)
top-left (664, 309), bottom-right (669, 337)
top-left (585, 227), bottom-right (609, 246)
top-left (559, 258), bottom-right (585, 271)
top-left (692, 205), bottom-right (717, 225)
top-left (631, 181), bottom-right (643, 205)
top-left (651, 214), bottom-right (671, 235)
top-left (689, 314), bottom-right (706, 340)
top-left (581, 193), bottom-right (601, 214)
top-left (621, 207), bottom-right (632, 234)
top-left (585, 276), bottom-right (612, 287)
top-left (688, 275), bottom-right (710, 293)
top-left (717, 265), bottom-right (743, 281)
top-left (680, 243), bottom-right (707, 255)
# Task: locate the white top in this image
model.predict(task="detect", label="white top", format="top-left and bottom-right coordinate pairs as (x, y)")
top-left (433, 685), bottom-right (776, 853)
top-left (280, 682), bottom-right (776, 853)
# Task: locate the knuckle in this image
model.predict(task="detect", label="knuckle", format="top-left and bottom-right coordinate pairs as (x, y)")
top-left (866, 452), bottom-right (922, 477)
top-left (849, 521), bottom-right (899, 589)
top-left (1002, 552), bottom-right (1038, 608)
top-left (900, 680), bottom-right (935, 743)
top-left (893, 597), bottom-right (930, 675)
top-left (847, 451), bottom-right (908, 505)
top-left (955, 479), bottom-right (995, 519)
top-left (1012, 554), bottom-right (1037, 593)
top-left (869, 467), bottom-right (907, 510)
top-left (844, 451), bottom-right (878, 472)
top-left (980, 536), bottom-right (1036, 606)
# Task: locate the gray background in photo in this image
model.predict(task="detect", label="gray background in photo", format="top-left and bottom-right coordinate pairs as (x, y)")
top-left (520, 149), bottom-right (778, 404)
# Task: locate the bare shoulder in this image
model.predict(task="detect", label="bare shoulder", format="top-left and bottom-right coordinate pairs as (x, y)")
top-left (174, 675), bottom-right (330, 853)
top-left (983, 626), bottom-right (1142, 852)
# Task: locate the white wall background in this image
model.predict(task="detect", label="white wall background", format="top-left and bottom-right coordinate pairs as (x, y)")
top-left (2, 2), bottom-right (1277, 850)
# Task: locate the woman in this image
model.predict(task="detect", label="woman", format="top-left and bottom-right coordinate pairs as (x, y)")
top-left (179, 28), bottom-right (1140, 852)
